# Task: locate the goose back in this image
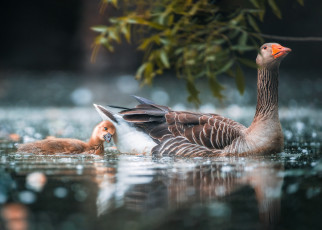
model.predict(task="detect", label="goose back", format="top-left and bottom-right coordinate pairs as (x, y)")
top-left (120, 100), bottom-right (246, 156)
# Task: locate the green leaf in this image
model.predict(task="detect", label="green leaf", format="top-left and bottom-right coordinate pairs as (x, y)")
top-left (237, 57), bottom-right (257, 69)
top-left (250, 0), bottom-right (260, 8)
top-left (103, 42), bottom-right (114, 52)
top-left (232, 45), bottom-right (256, 52)
top-left (297, 0), bottom-right (304, 6)
top-left (160, 50), bottom-right (170, 68)
top-left (131, 17), bottom-right (166, 30)
top-left (205, 55), bottom-right (216, 62)
top-left (91, 25), bottom-right (108, 33)
top-left (109, 0), bottom-right (118, 8)
top-left (235, 65), bottom-right (245, 94)
top-left (208, 77), bottom-right (225, 100)
top-left (226, 69), bottom-right (234, 78)
top-left (138, 35), bottom-right (161, 50)
top-left (144, 62), bottom-right (154, 84)
top-left (188, 2), bottom-right (200, 16)
top-left (268, 0), bottom-right (282, 19)
top-left (167, 14), bottom-right (174, 26)
top-left (242, 9), bottom-right (265, 14)
top-left (247, 15), bottom-right (260, 32)
top-left (94, 0), bottom-right (289, 104)
top-left (258, 9), bottom-right (266, 22)
top-left (108, 29), bottom-right (120, 43)
top-left (94, 35), bottom-right (107, 45)
top-left (121, 25), bottom-right (131, 43)
top-left (251, 32), bottom-right (265, 44)
top-left (215, 59), bottom-right (234, 75)
top-left (238, 32), bottom-right (248, 46)
top-left (136, 63), bottom-right (147, 80)
top-left (186, 78), bottom-right (201, 106)
top-left (212, 39), bottom-right (226, 45)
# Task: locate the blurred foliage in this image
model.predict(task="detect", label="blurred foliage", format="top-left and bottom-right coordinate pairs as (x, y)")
top-left (92, 0), bottom-right (303, 105)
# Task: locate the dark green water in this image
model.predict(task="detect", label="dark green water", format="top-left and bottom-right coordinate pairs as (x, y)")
top-left (0, 107), bottom-right (321, 230)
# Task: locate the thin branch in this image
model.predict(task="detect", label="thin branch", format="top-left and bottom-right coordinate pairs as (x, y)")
top-left (258, 33), bottom-right (322, 42)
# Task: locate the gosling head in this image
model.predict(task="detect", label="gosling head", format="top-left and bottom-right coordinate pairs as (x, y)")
top-left (94, 120), bottom-right (116, 143)
top-left (256, 43), bottom-right (291, 69)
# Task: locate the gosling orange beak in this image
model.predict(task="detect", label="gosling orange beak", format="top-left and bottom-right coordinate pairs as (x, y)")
top-left (271, 44), bottom-right (292, 59)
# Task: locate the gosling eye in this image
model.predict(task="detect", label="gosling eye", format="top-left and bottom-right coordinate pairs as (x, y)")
top-left (104, 127), bottom-right (108, 131)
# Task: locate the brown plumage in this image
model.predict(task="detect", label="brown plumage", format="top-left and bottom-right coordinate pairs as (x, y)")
top-left (17, 121), bottom-right (116, 154)
top-left (96, 43), bottom-right (291, 157)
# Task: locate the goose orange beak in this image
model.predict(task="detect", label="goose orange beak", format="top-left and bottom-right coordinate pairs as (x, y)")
top-left (272, 44), bottom-right (292, 59)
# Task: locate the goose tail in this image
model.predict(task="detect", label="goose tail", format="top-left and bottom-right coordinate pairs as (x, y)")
top-left (93, 104), bottom-right (119, 125)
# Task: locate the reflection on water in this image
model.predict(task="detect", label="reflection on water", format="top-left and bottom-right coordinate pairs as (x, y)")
top-left (0, 107), bottom-right (321, 230)
top-left (0, 153), bottom-right (285, 230)
top-left (1, 203), bottom-right (29, 230)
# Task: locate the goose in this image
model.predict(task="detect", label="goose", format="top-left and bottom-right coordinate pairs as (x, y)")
top-left (94, 43), bottom-right (291, 157)
top-left (17, 121), bottom-right (116, 154)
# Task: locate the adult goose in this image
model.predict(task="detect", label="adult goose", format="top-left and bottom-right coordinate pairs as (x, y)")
top-left (94, 43), bottom-right (291, 157)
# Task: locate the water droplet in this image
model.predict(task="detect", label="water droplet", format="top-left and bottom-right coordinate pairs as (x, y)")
top-left (24, 127), bottom-right (35, 135)
top-left (70, 88), bottom-right (93, 106)
top-left (208, 202), bottom-right (231, 217)
top-left (54, 187), bottom-right (68, 198)
top-left (221, 165), bottom-right (233, 172)
top-left (26, 172), bottom-right (47, 192)
top-left (284, 130), bottom-right (293, 140)
top-left (295, 121), bottom-right (305, 134)
top-left (151, 89), bottom-right (169, 105)
top-left (200, 103), bottom-right (215, 113)
top-left (19, 191), bottom-right (36, 204)
top-left (116, 75), bottom-right (139, 94)
top-left (76, 165), bottom-right (84, 170)
top-left (75, 189), bottom-right (87, 202)
top-left (76, 165), bottom-right (84, 175)
top-left (286, 183), bottom-right (299, 194)
top-left (301, 149), bottom-right (309, 155)
top-left (22, 136), bottom-right (36, 144)
top-left (264, 187), bottom-right (281, 198)
top-left (34, 133), bottom-right (42, 139)
top-left (0, 193), bottom-right (7, 203)
top-left (306, 187), bottom-right (321, 199)
top-left (215, 186), bottom-right (226, 196)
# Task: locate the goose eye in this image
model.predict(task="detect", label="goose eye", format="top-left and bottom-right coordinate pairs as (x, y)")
top-left (263, 46), bottom-right (267, 50)
top-left (104, 127), bottom-right (107, 131)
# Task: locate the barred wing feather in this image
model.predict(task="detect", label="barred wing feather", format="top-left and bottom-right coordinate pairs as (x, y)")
top-left (120, 101), bottom-right (246, 156)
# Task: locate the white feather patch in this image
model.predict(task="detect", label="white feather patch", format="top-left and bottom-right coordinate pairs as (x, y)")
top-left (94, 104), bottom-right (156, 154)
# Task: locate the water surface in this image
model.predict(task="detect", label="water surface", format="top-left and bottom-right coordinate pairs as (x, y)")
top-left (0, 107), bottom-right (321, 230)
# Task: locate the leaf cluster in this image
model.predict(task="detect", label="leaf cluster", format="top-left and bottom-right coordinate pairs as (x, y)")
top-left (92, 0), bottom-right (302, 106)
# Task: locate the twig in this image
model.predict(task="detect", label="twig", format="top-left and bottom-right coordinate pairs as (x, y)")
top-left (258, 33), bottom-right (322, 42)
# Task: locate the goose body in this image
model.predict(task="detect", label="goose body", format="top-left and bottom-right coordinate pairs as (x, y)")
top-left (95, 43), bottom-right (291, 157)
top-left (17, 121), bottom-right (116, 154)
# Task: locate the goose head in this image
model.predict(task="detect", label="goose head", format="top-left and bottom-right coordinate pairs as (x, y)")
top-left (94, 120), bottom-right (116, 143)
top-left (256, 43), bottom-right (291, 69)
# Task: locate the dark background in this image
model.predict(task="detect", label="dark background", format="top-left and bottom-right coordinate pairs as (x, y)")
top-left (0, 0), bottom-right (321, 108)
top-left (0, 0), bottom-right (321, 73)
top-left (0, 0), bottom-right (140, 73)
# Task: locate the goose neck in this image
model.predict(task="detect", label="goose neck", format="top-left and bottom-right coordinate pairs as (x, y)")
top-left (254, 67), bottom-right (279, 121)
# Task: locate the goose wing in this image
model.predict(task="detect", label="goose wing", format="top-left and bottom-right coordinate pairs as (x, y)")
top-left (164, 111), bottom-right (245, 149)
top-left (120, 98), bottom-right (246, 156)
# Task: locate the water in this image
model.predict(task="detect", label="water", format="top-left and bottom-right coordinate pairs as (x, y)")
top-left (0, 106), bottom-right (321, 230)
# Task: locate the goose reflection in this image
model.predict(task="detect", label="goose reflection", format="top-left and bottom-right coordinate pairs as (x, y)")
top-left (1, 153), bottom-right (284, 229)
top-left (95, 156), bottom-right (284, 228)
top-left (166, 160), bottom-right (284, 224)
